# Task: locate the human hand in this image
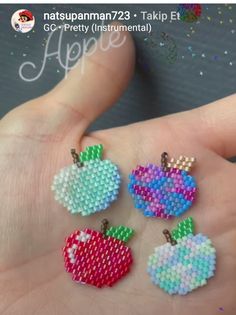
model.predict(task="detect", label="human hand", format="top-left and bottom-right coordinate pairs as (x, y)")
top-left (0, 24), bottom-right (235, 315)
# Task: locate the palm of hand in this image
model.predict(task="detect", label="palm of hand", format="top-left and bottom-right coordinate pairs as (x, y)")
top-left (0, 27), bottom-right (235, 315)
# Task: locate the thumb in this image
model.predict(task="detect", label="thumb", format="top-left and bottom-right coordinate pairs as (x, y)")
top-left (46, 22), bottom-right (135, 131)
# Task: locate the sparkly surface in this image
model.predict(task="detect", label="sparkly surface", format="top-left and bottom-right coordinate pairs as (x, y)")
top-left (52, 160), bottom-right (120, 215)
top-left (2, 5), bottom-right (236, 123)
top-left (177, 4), bottom-right (202, 22)
top-left (142, 31), bottom-right (178, 66)
top-left (128, 164), bottom-right (197, 219)
top-left (63, 227), bottom-right (133, 288)
top-left (147, 232), bottom-right (216, 295)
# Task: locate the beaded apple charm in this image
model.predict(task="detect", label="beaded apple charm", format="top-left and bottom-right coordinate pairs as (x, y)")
top-left (63, 219), bottom-right (134, 288)
top-left (147, 217), bottom-right (216, 295)
top-left (128, 152), bottom-right (197, 218)
top-left (51, 144), bottom-right (121, 216)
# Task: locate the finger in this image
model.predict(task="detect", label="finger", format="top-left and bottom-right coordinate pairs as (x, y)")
top-left (46, 22), bottom-right (135, 130)
top-left (180, 93), bottom-right (236, 158)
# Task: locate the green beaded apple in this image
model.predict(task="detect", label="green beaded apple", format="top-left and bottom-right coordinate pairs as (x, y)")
top-left (51, 144), bottom-right (121, 216)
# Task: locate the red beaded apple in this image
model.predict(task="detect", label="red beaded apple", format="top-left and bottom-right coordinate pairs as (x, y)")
top-left (63, 220), bottom-right (134, 288)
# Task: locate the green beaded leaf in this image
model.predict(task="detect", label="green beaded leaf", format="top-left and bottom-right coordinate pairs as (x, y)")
top-left (106, 225), bottom-right (134, 243)
top-left (79, 144), bottom-right (103, 162)
top-left (171, 217), bottom-right (195, 241)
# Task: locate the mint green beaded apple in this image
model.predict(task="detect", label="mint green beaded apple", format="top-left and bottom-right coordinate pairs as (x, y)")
top-left (51, 144), bottom-right (121, 216)
top-left (147, 217), bottom-right (216, 295)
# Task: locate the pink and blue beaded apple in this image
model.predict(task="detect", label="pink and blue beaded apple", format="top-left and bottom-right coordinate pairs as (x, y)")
top-left (147, 217), bottom-right (216, 295)
top-left (128, 153), bottom-right (197, 219)
top-left (51, 144), bottom-right (121, 216)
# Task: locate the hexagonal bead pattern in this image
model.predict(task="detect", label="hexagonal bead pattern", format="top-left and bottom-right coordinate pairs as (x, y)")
top-left (172, 216), bottom-right (195, 240)
top-left (128, 164), bottom-right (197, 219)
top-left (51, 159), bottom-right (120, 216)
top-left (63, 228), bottom-right (133, 288)
top-left (147, 233), bottom-right (216, 295)
top-left (106, 225), bottom-right (134, 243)
top-left (79, 144), bottom-right (103, 162)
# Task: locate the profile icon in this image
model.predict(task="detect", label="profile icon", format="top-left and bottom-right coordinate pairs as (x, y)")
top-left (11, 9), bottom-right (35, 33)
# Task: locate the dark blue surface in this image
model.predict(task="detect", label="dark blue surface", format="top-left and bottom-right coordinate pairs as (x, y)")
top-left (0, 4), bottom-right (235, 131)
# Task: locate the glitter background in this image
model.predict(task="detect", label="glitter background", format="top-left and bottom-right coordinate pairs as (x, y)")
top-left (0, 4), bottom-right (235, 130)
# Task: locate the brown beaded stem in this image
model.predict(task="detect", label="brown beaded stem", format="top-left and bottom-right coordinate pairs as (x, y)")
top-left (161, 152), bottom-right (169, 172)
top-left (101, 219), bottom-right (109, 237)
top-left (163, 229), bottom-right (177, 246)
top-left (71, 149), bottom-right (83, 168)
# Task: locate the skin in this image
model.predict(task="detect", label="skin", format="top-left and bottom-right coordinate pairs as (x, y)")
top-left (0, 24), bottom-right (236, 315)
top-left (19, 16), bottom-right (29, 22)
